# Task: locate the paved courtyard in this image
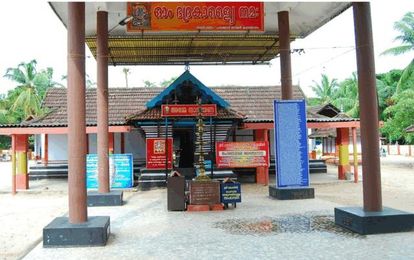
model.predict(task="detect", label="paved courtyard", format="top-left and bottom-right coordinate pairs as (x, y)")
top-left (0, 156), bottom-right (413, 259)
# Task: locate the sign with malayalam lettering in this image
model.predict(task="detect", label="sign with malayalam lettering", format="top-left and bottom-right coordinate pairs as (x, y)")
top-left (189, 181), bottom-right (221, 205)
top-left (161, 104), bottom-right (217, 117)
top-left (127, 2), bottom-right (264, 32)
top-left (220, 182), bottom-right (241, 203)
top-left (216, 141), bottom-right (269, 168)
top-left (86, 154), bottom-right (134, 189)
top-left (146, 138), bottom-right (173, 169)
top-left (274, 100), bottom-right (310, 188)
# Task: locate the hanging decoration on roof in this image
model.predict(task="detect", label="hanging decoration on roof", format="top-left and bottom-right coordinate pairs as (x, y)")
top-left (127, 2), bottom-right (264, 32)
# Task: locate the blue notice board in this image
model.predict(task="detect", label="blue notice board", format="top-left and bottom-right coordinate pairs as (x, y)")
top-left (273, 100), bottom-right (310, 188)
top-left (220, 182), bottom-right (242, 204)
top-left (86, 153), bottom-right (134, 189)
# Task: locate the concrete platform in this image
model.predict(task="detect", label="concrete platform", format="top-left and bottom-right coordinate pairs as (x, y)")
top-left (269, 185), bottom-right (315, 200)
top-left (43, 216), bottom-right (110, 247)
top-left (335, 207), bottom-right (414, 235)
top-left (87, 190), bottom-right (123, 207)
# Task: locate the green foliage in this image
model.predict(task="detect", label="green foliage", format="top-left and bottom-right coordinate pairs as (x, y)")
top-left (381, 89), bottom-right (414, 143)
top-left (143, 80), bottom-right (158, 88)
top-left (382, 12), bottom-right (414, 93)
top-left (332, 72), bottom-right (359, 118)
top-left (2, 60), bottom-right (61, 123)
top-left (160, 77), bottom-right (177, 88)
top-left (310, 74), bottom-right (338, 104)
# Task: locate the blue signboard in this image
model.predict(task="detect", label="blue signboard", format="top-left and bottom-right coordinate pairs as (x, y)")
top-left (273, 100), bottom-right (310, 188)
top-left (220, 182), bottom-right (242, 204)
top-left (86, 153), bottom-right (134, 189)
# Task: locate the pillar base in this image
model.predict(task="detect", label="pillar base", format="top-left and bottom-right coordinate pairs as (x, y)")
top-left (87, 190), bottom-right (123, 207)
top-left (335, 207), bottom-right (414, 235)
top-left (16, 174), bottom-right (29, 190)
top-left (43, 216), bottom-right (110, 247)
top-left (269, 185), bottom-right (315, 200)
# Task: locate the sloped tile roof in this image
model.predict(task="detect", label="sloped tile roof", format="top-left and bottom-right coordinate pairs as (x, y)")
top-left (14, 85), bottom-right (357, 128)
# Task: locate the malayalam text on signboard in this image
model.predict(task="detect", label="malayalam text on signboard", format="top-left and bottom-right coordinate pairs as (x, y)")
top-left (274, 100), bottom-right (310, 188)
top-left (220, 182), bottom-right (241, 204)
top-left (161, 104), bottom-right (217, 117)
top-left (86, 154), bottom-right (134, 189)
top-left (216, 141), bottom-right (269, 168)
top-left (146, 138), bottom-right (173, 169)
top-left (127, 2), bottom-right (264, 32)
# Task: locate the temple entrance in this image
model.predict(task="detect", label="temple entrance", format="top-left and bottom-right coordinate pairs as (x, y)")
top-left (173, 127), bottom-right (195, 178)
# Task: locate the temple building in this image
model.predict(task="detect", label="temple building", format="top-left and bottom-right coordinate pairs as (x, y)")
top-left (0, 70), bottom-right (359, 188)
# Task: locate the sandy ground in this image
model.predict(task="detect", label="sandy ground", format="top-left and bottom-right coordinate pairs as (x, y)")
top-left (0, 155), bottom-right (413, 259)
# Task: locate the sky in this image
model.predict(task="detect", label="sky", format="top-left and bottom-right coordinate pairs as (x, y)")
top-left (0, 1), bottom-right (413, 97)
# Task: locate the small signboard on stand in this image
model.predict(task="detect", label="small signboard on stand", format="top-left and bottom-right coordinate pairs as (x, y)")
top-left (220, 178), bottom-right (241, 208)
top-left (86, 153), bottom-right (134, 189)
top-left (146, 138), bottom-right (173, 169)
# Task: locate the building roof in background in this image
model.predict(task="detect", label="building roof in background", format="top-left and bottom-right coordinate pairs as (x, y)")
top-left (2, 86), bottom-right (358, 128)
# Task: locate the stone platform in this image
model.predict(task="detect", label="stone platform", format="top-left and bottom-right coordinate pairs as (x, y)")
top-left (87, 190), bottom-right (123, 207)
top-left (335, 207), bottom-right (414, 235)
top-left (269, 185), bottom-right (315, 200)
top-left (43, 216), bottom-right (110, 247)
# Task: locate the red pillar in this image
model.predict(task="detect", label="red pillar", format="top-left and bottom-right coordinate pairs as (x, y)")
top-left (67, 2), bottom-right (87, 224)
top-left (255, 129), bottom-right (269, 185)
top-left (11, 134), bottom-right (16, 195)
top-left (97, 10), bottom-right (110, 193)
top-left (397, 143), bottom-right (400, 155)
top-left (336, 128), bottom-right (350, 180)
top-left (42, 134), bottom-right (48, 166)
top-left (108, 133), bottom-right (114, 154)
top-left (278, 11), bottom-right (293, 100)
top-left (15, 134), bottom-right (29, 190)
top-left (353, 2), bottom-right (382, 211)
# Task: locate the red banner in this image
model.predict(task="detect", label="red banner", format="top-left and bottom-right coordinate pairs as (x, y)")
top-left (216, 141), bottom-right (269, 168)
top-left (146, 138), bottom-right (173, 169)
top-left (127, 2), bottom-right (264, 31)
top-left (161, 104), bottom-right (217, 117)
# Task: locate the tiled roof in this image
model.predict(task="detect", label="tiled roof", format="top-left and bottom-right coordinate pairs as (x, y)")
top-left (212, 85), bottom-right (305, 120)
top-left (309, 127), bottom-right (361, 138)
top-left (12, 86), bottom-right (357, 128)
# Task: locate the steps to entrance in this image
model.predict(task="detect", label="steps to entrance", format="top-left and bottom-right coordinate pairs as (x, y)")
top-left (29, 160), bottom-right (144, 180)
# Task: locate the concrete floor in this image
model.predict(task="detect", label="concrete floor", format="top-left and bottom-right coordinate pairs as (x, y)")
top-left (0, 156), bottom-right (413, 259)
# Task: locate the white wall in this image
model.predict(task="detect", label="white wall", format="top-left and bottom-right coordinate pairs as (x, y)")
top-left (48, 134), bottom-right (68, 161)
top-left (34, 134), bottom-right (42, 158)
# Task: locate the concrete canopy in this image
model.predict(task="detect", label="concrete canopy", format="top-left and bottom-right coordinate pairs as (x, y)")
top-left (49, 2), bottom-right (351, 65)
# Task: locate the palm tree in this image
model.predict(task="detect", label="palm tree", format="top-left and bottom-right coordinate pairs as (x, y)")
top-left (382, 12), bottom-right (414, 93)
top-left (123, 68), bottom-right (130, 88)
top-left (3, 60), bottom-right (60, 120)
top-left (332, 72), bottom-right (359, 117)
top-left (310, 74), bottom-right (338, 105)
